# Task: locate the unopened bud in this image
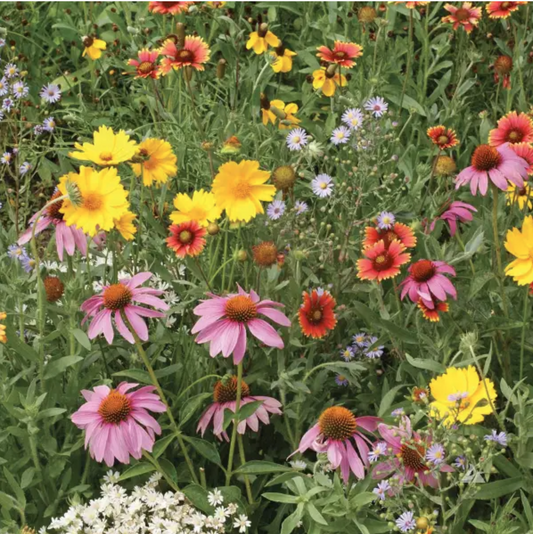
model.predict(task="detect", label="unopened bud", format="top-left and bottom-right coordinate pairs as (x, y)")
top-left (326, 64), bottom-right (337, 78)
top-left (207, 222), bottom-right (220, 235)
top-left (216, 58), bottom-right (226, 79)
top-left (175, 23), bottom-right (185, 48)
top-left (183, 66), bottom-right (193, 82)
top-left (237, 249), bottom-right (247, 262)
top-left (258, 23), bottom-right (268, 38)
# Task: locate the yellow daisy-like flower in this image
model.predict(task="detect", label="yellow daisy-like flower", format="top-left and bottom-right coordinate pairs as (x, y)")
top-left (504, 215), bottom-right (533, 285)
top-left (506, 183), bottom-right (533, 211)
top-left (58, 166), bottom-right (129, 237)
top-left (69, 126), bottom-right (138, 166)
top-left (212, 160), bottom-right (276, 222)
top-left (270, 45), bottom-right (297, 73)
top-left (131, 138), bottom-right (177, 187)
top-left (429, 366), bottom-right (497, 426)
top-left (261, 99), bottom-right (300, 130)
top-left (246, 25), bottom-right (280, 55)
top-left (312, 67), bottom-right (347, 97)
top-left (82, 36), bottom-right (107, 60)
top-left (114, 211), bottom-right (137, 241)
top-left (170, 189), bottom-right (221, 227)
top-left (0, 311), bottom-right (6, 344)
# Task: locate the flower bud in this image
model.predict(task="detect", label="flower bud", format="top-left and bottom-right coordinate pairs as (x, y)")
top-left (216, 58), bottom-right (226, 79)
top-left (175, 22), bottom-right (186, 48)
top-left (206, 222), bottom-right (220, 235)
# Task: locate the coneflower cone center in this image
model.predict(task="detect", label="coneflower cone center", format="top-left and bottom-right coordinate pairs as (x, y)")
top-left (399, 442), bottom-right (427, 471)
top-left (372, 252), bottom-right (394, 271)
top-left (411, 260), bottom-right (436, 282)
top-left (47, 191), bottom-right (64, 221)
top-left (455, 7), bottom-right (470, 21)
top-left (103, 284), bottom-right (133, 311)
top-left (82, 192), bottom-right (104, 211)
top-left (253, 241), bottom-right (278, 267)
top-left (99, 391), bottom-right (132, 424)
top-left (318, 406), bottom-right (357, 440)
top-left (472, 145), bottom-right (501, 171)
top-left (138, 61), bottom-right (155, 74)
top-left (213, 377), bottom-right (250, 403)
top-left (225, 295), bottom-right (257, 322)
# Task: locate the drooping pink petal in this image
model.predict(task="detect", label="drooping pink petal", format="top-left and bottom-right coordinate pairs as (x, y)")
top-left (247, 318), bottom-right (284, 349)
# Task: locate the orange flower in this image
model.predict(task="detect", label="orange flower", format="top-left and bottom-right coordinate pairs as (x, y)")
top-left (125, 49), bottom-right (160, 79)
top-left (489, 111), bottom-right (533, 147)
top-left (486, 1), bottom-right (526, 19)
top-left (494, 55), bottom-right (513, 89)
top-left (363, 223), bottom-right (417, 249)
top-left (418, 299), bottom-right (449, 322)
top-left (427, 126), bottom-right (459, 150)
top-left (159, 36), bottom-right (210, 74)
top-left (166, 220), bottom-right (206, 257)
top-left (298, 289), bottom-right (337, 339)
top-left (357, 240), bottom-right (411, 282)
top-left (396, 1), bottom-right (429, 8)
top-left (316, 41), bottom-right (363, 68)
top-left (442, 2), bottom-right (482, 33)
top-left (510, 143), bottom-right (533, 175)
top-left (148, 1), bottom-right (194, 14)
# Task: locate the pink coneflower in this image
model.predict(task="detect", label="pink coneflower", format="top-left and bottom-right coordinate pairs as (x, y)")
top-left (18, 190), bottom-right (88, 261)
top-left (455, 143), bottom-right (529, 196)
top-left (81, 272), bottom-right (169, 344)
top-left (489, 111), bottom-right (533, 147)
top-left (159, 36), bottom-right (210, 74)
top-left (191, 285), bottom-right (291, 365)
top-left (430, 201), bottom-right (477, 236)
top-left (126, 49), bottom-right (160, 79)
top-left (399, 259), bottom-right (456, 309)
top-left (373, 416), bottom-right (453, 488)
top-left (71, 382), bottom-right (166, 467)
top-left (442, 3), bottom-right (482, 33)
top-left (292, 406), bottom-right (381, 483)
top-left (197, 377), bottom-right (282, 441)
top-left (510, 143), bottom-right (533, 175)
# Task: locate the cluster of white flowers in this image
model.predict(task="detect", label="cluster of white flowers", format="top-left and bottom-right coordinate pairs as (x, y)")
top-left (41, 472), bottom-right (250, 534)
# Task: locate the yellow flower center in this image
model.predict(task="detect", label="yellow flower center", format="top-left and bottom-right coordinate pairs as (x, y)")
top-left (103, 283), bottom-right (133, 311)
top-left (179, 230), bottom-right (193, 243)
top-left (100, 151), bottom-right (114, 162)
top-left (98, 390), bottom-right (132, 424)
top-left (138, 61), bottom-right (155, 74)
top-left (225, 295), bottom-right (257, 323)
top-left (319, 182), bottom-right (328, 190)
top-left (233, 179), bottom-right (252, 199)
top-left (312, 310), bottom-right (323, 321)
top-left (437, 135), bottom-right (449, 145)
top-left (82, 192), bottom-right (104, 211)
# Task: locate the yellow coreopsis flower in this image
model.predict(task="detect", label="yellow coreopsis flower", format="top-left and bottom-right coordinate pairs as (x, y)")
top-left (506, 183), bottom-right (533, 210)
top-left (270, 45), bottom-right (297, 73)
top-left (0, 312), bottom-right (6, 344)
top-left (312, 67), bottom-right (347, 97)
top-left (131, 138), bottom-right (178, 187)
top-left (504, 215), bottom-right (533, 285)
top-left (114, 211), bottom-right (137, 241)
top-left (58, 166), bottom-right (129, 237)
top-left (212, 160), bottom-right (276, 222)
top-left (429, 366), bottom-right (497, 426)
top-left (261, 98), bottom-right (300, 129)
top-left (82, 36), bottom-right (107, 60)
top-left (170, 189), bottom-right (221, 227)
top-left (246, 24), bottom-right (280, 55)
top-left (69, 126), bottom-right (138, 166)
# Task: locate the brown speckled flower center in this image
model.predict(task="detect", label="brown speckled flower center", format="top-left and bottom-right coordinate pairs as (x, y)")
top-left (318, 406), bottom-right (357, 440)
top-left (372, 252), bottom-right (394, 272)
top-left (472, 144), bottom-right (501, 171)
top-left (47, 190), bottom-right (64, 221)
top-left (138, 61), bottom-right (155, 74)
top-left (411, 260), bottom-right (436, 283)
top-left (99, 391), bottom-right (132, 424)
top-left (400, 442), bottom-right (427, 471)
top-left (213, 377), bottom-right (250, 403)
top-left (455, 8), bottom-right (470, 21)
top-left (225, 295), bottom-right (257, 323)
top-left (103, 283), bottom-right (133, 311)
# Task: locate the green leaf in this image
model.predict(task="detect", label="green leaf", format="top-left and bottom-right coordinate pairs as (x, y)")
top-left (350, 491), bottom-right (377, 508)
top-left (474, 477), bottom-right (524, 499)
top-left (43, 356), bottom-right (83, 379)
top-left (262, 492), bottom-right (298, 504)
top-left (3, 468), bottom-right (25, 507)
top-left (153, 434), bottom-right (176, 459)
top-left (119, 463), bottom-right (156, 481)
top-left (182, 436), bottom-right (222, 466)
top-left (378, 385), bottom-right (405, 417)
top-left (307, 503), bottom-right (327, 525)
top-left (183, 483), bottom-right (212, 514)
top-left (72, 328), bottom-right (91, 350)
top-left (179, 392), bottom-right (213, 428)
top-left (235, 461), bottom-right (293, 475)
top-left (113, 369), bottom-right (151, 384)
top-left (237, 400), bottom-right (263, 422)
top-left (5, 324), bottom-right (39, 363)
top-left (281, 504), bottom-right (304, 534)
top-left (405, 354), bottom-right (445, 373)
top-left (37, 407), bottom-right (67, 420)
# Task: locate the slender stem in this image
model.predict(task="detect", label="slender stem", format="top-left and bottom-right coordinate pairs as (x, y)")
top-left (399, 10), bottom-right (413, 111)
top-left (124, 313), bottom-right (199, 484)
top-left (225, 362), bottom-right (243, 485)
top-left (519, 285), bottom-right (530, 381)
top-left (491, 186), bottom-right (509, 318)
top-left (193, 256), bottom-right (213, 292)
top-left (237, 434), bottom-right (254, 505)
top-left (143, 451), bottom-right (180, 492)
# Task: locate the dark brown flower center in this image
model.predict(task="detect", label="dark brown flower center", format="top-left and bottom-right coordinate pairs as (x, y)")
top-left (175, 49), bottom-right (194, 62)
top-left (213, 377), bottom-right (250, 403)
top-left (455, 8), bottom-right (470, 21)
top-left (495, 55), bottom-right (513, 74)
top-left (411, 259), bottom-right (436, 282)
top-left (44, 276), bottom-right (64, 302)
top-left (507, 130), bottom-right (523, 143)
top-left (252, 241), bottom-right (278, 267)
top-left (225, 295), bottom-right (257, 323)
top-left (318, 406), bottom-right (357, 440)
top-left (372, 252), bottom-right (394, 271)
top-left (179, 230), bottom-right (193, 244)
top-left (98, 390), bottom-right (132, 424)
top-left (400, 441), bottom-right (427, 471)
top-left (334, 51), bottom-right (348, 60)
top-left (138, 61), bottom-right (155, 74)
top-left (472, 144), bottom-right (501, 171)
top-left (103, 284), bottom-right (133, 311)
top-left (47, 190), bottom-right (64, 221)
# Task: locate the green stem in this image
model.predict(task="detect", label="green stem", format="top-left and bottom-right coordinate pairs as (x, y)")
top-left (237, 434), bottom-right (254, 505)
top-left (143, 451), bottom-right (180, 492)
top-left (399, 10), bottom-right (413, 112)
top-left (519, 285), bottom-right (530, 381)
top-left (225, 362), bottom-right (243, 485)
top-left (491, 186), bottom-right (509, 318)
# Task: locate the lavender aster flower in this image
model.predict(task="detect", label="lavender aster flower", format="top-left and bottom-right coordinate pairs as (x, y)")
top-left (484, 429), bottom-right (507, 447)
top-left (391, 408), bottom-right (405, 417)
top-left (341, 107), bottom-right (364, 130)
top-left (453, 456), bottom-right (467, 469)
top-left (43, 117), bottom-right (56, 132)
top-left (286, 128), bottom-right (308, 151)
top-left (448, 391), bottom-right (469, 402)
top-left (0, 38), bottom-right (5, 48)
top-left (364, 96), bottom-right (388, 118)
top-left (340, 346), bottom-right (355, 361)
top-left (294, 200), bottom-right (308, 215)
top-left (40, 83), bottom-right (62, 104)
top-left (373, 480), bottom-right (391, 501)
top-left (311, 174), bottom-right (333, 198)
top-left (4, 63), bottom-right (18, 78)
top-left (2, 97), bottom-right (13, 112)
top-left (267, 199), bottom-right (286, 220)
top-left (364, 336), bottom-right (384, 359)
top-left (396, 511), bottom-right (416, 532)
top-left (11, 81), bottom-right (28, 99)
top-left (330, 125), bottom-right (351, 145)
top-left (0, 77), bottom-right (8, 97)
top-left (335, 374), bottom-right (349, 387)
top-left (19, 162), bottom-right (31, 175)
top-left (8, 244), bottom-right (27, 259)
top-left (376, 211), bottom-right (395, 230)
top-left (20, 254), bottom-right (36, 273)
top-left (1, 152), bottom-right (12, 164)
top-left (34, 125), bottom-right (44, 136)
top-left (426, 443), bottom-right (446, 466)
top-left (352, 332), bottom-right (368, 347)
top-left (368, 441), bottom-right (387, 463)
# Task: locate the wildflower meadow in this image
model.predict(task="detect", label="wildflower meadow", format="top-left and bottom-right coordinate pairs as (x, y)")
top-left (2, 1), bottom-right (533, 533)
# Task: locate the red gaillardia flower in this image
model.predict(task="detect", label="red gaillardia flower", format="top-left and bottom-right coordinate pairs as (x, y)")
top-left (427, 125), bottom-right (459, 150)
top-left (442, 3), bottom-right (482, 33)
top-left (159, 36), bottom-right (210, 74)
top-left (316, 41), bottom-right (363, 68)
top-left (486, 1), bottom-right (526, 19)
top-left (148, 1), bottom-right (194, 14)
top-left (489, 111), bottom-right (533, 147)
top-left (363, 223), bottom-right (417, 249)
top-left (493, 55), bottom-right (513, 89)
top-left (298, 289), bottom-right (337, 339)
top-left (357, 240), bottom-right (411, 282)
top-left (126, 49), bottom-right (160, 79)
top-left (418, 299), bottom-right (450, 322)
top-left (510, 143), bottom-right (533, 175)
top-left (167, 220), bottom-right (206, 258)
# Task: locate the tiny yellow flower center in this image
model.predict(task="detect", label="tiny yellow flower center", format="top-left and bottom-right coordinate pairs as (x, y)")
top-left (99, 151), bottom-right (114, 162)
top-left (82, 192), bottom-right (104, 211)
top-left (437, 135), bottom-right (449, 145)
top-left (179, 230), bottom-right (193, 244)
top-left (138, 61), bottom-right (155, 74)
top-left (98, 390), bottom-right (132, 424)
top-left (233, 179), bottom-right (252, 199)
top-left (312, 310), bottom-right (323, 321)
top-left (508, 130), bottom-right (522, 142)
top-left (319, 182), bottom-right (328, 190)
